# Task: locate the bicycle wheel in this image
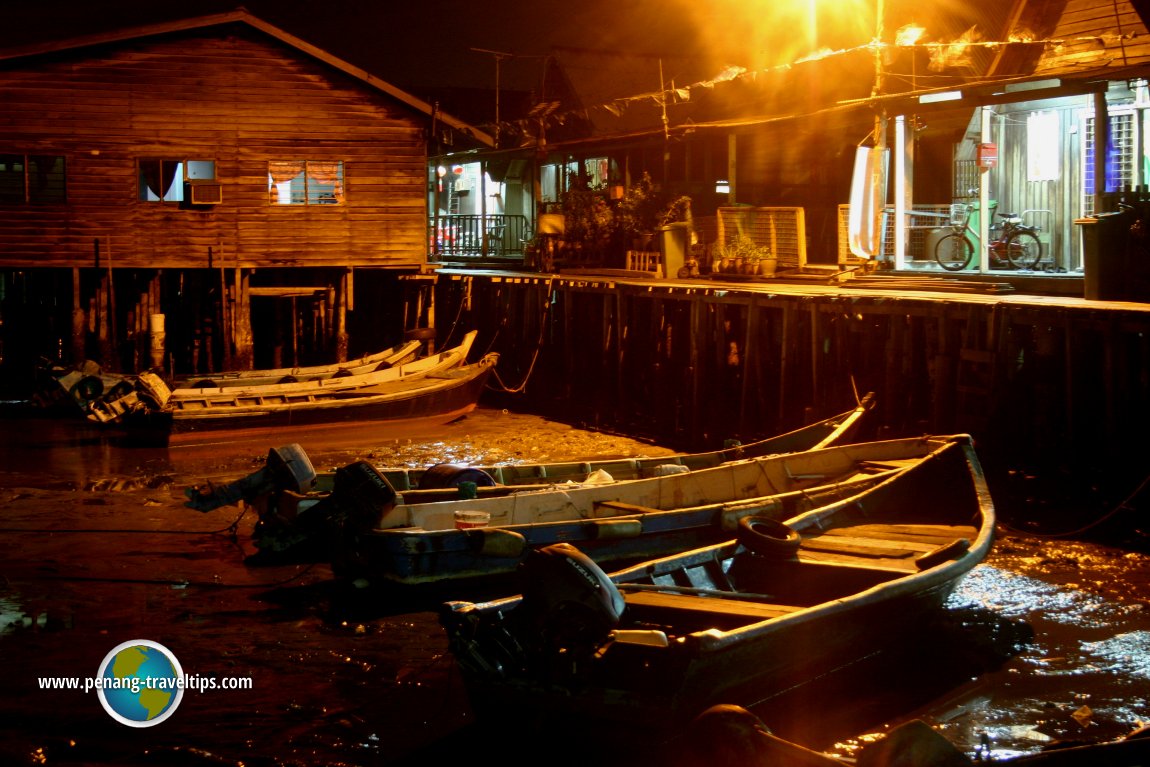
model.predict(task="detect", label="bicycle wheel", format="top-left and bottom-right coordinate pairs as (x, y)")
top-left (934, 233), bottom-right (973, 271)
top-left (1005, 230), bottom-right (1042, 270)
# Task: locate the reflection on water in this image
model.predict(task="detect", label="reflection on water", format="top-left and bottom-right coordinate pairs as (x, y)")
top-left (0, 589), bottom-right (40, 637)
top-left (1082, 630), bottom-right (1150, 679)
top-left (0, 410), bottom-right (1147, 766)
top-left (837, 558), bottom-right (1150, 762)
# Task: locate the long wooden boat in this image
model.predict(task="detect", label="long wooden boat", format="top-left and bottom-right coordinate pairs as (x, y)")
top-left (169, 339), bottom-right (421, 390)
top-left (319, 434), bottom-right (950, 587)
top-left (318, 392), bottom-right (874, 493)
top-left (101, 350), bottom-right (498, 447)
top-left (184, 394), bottom-right (871, 507)
top-left (438, 434), bottom-right (994, 736)
top-left (31, 339), bottom-right (422, 415)
top-left (184, 396), bottom-right (874, 572)
top-left (169, 332), bottom-right (473, 403)
top-left (91, 331), bottom-right (477, 422)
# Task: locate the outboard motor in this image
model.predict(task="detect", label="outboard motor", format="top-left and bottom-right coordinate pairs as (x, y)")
top-left (326, 460), bottom-right (399, 530)
top-left (517, 543), bottom-right (625, 662)
top-left (250, 460), bottom-right (396, 566)
top-left (185, 444), bottom-right (317, 513)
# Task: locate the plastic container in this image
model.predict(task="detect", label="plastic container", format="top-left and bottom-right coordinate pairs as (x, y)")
top-left (453, 510), bottom-right (491, 529)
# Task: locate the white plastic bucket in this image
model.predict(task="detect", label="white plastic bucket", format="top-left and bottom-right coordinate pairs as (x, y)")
top-left (454, 510), bottom-right (491, 530)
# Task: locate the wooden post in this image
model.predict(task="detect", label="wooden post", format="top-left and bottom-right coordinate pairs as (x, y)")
top-left (688, 291), bottom-right (702, 444)
top-left (1094, 91), bottom-right (1110, 213)
top-left (778, 303), bottom-right (791, 422)
top-left (96, 275), bottom-right (112, 370)
top-left (71, 267), bottom-right (85, 363)
top-left (234, 265), bottom-right (244, 365)
top-left (335, 268), bottom-right (349, 363)
top-left (234, 269), bottom-right (253, 370)
top-left (290, 295), bottom-right (299, 367)
top-left (219, 265), bottom-right (233, 371)
top-left (808, 302), bottom-right (819, 403)
top-left (739, 301), bottom-right (757, 429)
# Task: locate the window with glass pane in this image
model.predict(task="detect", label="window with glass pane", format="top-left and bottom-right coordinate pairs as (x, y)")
top-left (268, 160), bottom-right (344, 205)
top-left (0, 154), bottom-right (67, 204)
top-left (185, 160), bottom-right (215, 181)
top-left (1082, 111), bottom-right (1136, 217)
top-left (139, 160), bottom-right (184, 202)
top-left (137, 159), bottom-right (215, 203)
top-left (0, 154), bottom-right (23, 204)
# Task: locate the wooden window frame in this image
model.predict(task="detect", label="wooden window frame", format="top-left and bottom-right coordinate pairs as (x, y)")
top-left (268, 160), bottom-right (345, 206)
top-left (0, 153), bottom-right (67, 205)
top-left (138, 159), bottom-right (217, 204)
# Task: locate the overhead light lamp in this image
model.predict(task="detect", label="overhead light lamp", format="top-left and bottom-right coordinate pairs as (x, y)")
top-left (1005, 79), bottom-right (1061, 93)
top-left (919, 90), bottom-right (963, 104)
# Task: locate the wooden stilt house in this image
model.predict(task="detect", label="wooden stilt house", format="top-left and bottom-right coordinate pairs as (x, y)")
top-left (0, 9), bottom-right (490, 382)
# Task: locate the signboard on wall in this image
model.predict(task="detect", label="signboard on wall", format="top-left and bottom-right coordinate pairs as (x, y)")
top-left (978, 143), bottom-right (998, 170)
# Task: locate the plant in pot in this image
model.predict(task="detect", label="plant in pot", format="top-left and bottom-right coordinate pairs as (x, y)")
top-left (715, 236), bottom-right (775, 276)
top-left (561, 183), bottom-right (614, 264)
top-left (755, 244), bottom-right (778, 276)
top-left (659, 195), bottom-right (693, 228)
top-left (616, 173), bottom-right (662, 251)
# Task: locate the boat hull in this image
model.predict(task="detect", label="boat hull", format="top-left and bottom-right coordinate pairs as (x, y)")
top-left (337, 434), bottom-right (943, 587)
top-left (439, 436), bottom-right (995, 736)
top-left (322, 393), bottom-right (874, 493)
top-left (126, 354), bottom-right (497, 446)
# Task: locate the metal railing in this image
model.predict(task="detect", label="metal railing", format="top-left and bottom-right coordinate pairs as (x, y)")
top-left (430, 214), bottom-right (530, 260)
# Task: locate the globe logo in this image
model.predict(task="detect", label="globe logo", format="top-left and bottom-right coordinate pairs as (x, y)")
top-left (96, 640), bottom-right (184, 727)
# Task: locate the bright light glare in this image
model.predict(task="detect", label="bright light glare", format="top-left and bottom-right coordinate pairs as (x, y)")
top-left (677, 0), bottom-right (874, 73)
top-left (895, 24), bottom-right (925, 46)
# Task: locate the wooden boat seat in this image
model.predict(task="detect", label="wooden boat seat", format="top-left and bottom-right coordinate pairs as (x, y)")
top-left (797, 523), bottom-right (979, 572)
top-left (622, 589), bottom-right (803, 623)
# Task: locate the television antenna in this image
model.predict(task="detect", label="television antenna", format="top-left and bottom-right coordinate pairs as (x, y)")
top-left (471, 47), bottom-right (515, 147)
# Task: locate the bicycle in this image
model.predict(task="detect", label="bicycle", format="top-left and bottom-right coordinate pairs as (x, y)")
top-left (933, 203), bottom-right (1043, 271)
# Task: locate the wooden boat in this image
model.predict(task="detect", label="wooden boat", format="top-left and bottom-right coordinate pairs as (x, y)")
top-left (163, 331), bottom-right (473, 403)
top-left (99, 349), bottom-right (498, 446)
top-left (316, 392), bottom-right (874, 493)
top-left (92, 331), bottom-right (477, 422)
top-left (182, 395), bottom-right (872, 506)
top-left (169, 339), bottom-right (421, 390)
top-left (438, 434), bottom-right (994, 736)
top-left (315, 434), bottom-right (948, 588)
top-left (31, 338), bottom-right (422, 414)
top-left (328, 433), bottom-right (945, 587)
top-left (184, 396), bottom-right (874, 572)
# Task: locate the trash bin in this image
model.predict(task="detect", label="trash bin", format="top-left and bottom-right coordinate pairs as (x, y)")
top-left (659, 222), bottom-right (690, 278)
top-left (1077, 209), bottom-right (1133, 300)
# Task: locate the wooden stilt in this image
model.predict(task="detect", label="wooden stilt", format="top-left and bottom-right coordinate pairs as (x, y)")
top-left (71, 267), bottom-right (85, 363)
top-left (335, 269), bottom-right (349, 363)
top-left (234, 269), bottom-right (253, 370)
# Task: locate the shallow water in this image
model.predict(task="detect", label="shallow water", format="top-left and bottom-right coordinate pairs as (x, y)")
top-left (0, 407), bottom-right (1147, 766)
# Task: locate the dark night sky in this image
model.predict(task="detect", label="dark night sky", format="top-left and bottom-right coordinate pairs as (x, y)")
top-left (0, 0), bottom-right (888, 94)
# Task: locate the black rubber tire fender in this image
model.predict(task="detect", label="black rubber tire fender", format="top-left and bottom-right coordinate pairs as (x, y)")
top-left (736, 515), bottom-right (801, 556)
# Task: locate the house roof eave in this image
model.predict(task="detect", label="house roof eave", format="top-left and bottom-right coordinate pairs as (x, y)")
top-left (0, 9), bottom-right (494, 148)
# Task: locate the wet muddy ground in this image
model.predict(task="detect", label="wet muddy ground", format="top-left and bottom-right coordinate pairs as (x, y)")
top-left (0, 407), bottom-right (1147, 766)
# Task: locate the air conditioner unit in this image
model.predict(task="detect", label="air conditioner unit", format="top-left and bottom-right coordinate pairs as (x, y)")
top-left (188, 182), bottom-right (222, 205)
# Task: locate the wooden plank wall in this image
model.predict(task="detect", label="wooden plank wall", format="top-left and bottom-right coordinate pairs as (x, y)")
top-left (437, 272), bottom-right (1150, 503)
top-left (0, 24), bottom-right (428, 269)
top-left (1037, 0), bottom-right (1150, 72)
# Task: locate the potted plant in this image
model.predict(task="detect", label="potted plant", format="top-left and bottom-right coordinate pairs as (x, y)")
top-left (715, 236), bottom-right (776, 277)
top-left (659, 195), bottom-right (693, 228)
top-left (561, 184), bottom-right (614, 264)
top-left (616, 173), bottom-right (662, 251)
